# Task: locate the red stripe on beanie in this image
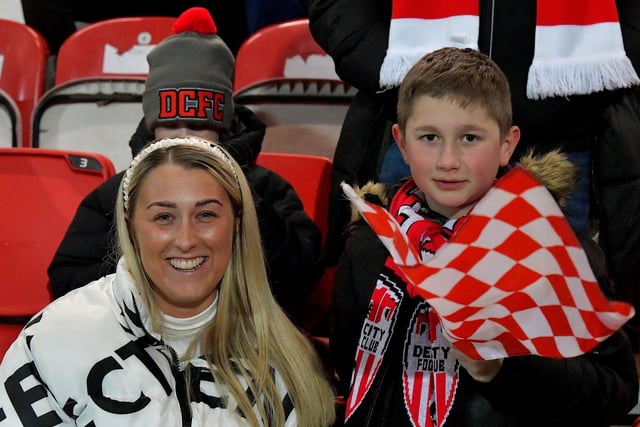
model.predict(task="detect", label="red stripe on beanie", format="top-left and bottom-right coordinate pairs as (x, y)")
top-left (536, 0), bottom-right (620, 26)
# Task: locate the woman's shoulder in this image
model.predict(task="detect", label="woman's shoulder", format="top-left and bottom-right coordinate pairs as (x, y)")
top-left (3, 276), bottom-right (124, 389)
top-left (26, 276), bottom-right (118, 341)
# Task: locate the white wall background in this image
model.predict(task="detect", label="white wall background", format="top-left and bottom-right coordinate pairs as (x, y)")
top-left (0, 0), bottom-right (24, 23)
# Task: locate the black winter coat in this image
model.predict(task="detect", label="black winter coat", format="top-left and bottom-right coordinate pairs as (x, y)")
top-left (308, 0), bottom-right (640, 306)
top-left (48, 106), bottom-right (324, 322)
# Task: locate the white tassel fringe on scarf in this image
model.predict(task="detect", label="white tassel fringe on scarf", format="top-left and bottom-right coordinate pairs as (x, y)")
top-left (379, 0), bottom-right (640, 99)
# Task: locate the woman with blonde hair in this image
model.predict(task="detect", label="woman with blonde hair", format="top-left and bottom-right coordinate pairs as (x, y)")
top-left (0, 136), bottom-right (336, 426)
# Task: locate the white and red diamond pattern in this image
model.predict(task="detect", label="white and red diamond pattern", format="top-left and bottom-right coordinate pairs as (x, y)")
top-left (341, 167), bottom-right (634, 360)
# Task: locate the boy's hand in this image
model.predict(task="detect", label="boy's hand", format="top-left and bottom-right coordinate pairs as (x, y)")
top-left (450, 346), bottom-right (503, 383)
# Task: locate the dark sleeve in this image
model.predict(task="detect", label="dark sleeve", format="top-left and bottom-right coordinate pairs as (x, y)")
top-left (618, 0), bottom-right (640, 73)
top-left (129, 117), bottom-right (154, 158)
top-left (218, 105), bottom-right (264, 167)
top-left (596, 86), bottom-right (640, 282)
top-left (307, 0), bottom-right (391, 93)
top-left (330, 223), bottom-right (388, 396)
top-left (244, 165), bottom-right (323, 319)
top-left (47, 173), bottom-right (123, 298)
top-left (476, 330), bottom-right (638, 425)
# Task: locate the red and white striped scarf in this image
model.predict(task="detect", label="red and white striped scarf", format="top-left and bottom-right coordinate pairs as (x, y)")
top-left (380, 0), bottom-right (640, 99)
top-left (387, 178), bottom-right (465, 298)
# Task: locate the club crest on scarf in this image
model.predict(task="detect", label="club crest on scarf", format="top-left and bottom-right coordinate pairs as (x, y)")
top-left (346, 275), bottom-right (402, 420)
top-left (341, 166), bottom-right (634, 360)
top-left (403, 302), bottom-right (459, 426)
top-left (346, 181), bottom-right (465, 425)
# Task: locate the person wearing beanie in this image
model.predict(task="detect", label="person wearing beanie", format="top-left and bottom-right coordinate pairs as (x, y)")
top-left (142, 6), bottom-right (236, 133)
top-left (47, 7), bottom-right (325, 329)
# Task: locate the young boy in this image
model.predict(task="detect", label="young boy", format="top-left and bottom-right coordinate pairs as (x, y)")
top-left (332, 47), bottom-right (638, 426)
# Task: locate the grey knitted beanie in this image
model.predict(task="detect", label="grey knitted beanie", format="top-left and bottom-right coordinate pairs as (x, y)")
top-left (143, 7), bottom-right (235, 132)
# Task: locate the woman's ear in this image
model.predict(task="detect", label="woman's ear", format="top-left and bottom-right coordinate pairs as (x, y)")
top-left (392, 123), bottom-right (409, 164)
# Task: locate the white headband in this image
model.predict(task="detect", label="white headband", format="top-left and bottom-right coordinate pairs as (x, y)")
top-left (122, 137), bottom-right (238, 211)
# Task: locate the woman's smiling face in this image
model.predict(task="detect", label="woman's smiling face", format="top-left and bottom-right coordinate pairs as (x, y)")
top-left (131, 164), bottom-right (237, 318)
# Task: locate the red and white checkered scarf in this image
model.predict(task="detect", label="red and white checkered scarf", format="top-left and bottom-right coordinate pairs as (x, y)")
top-left (341, 167), bottom-right (634, 359)
top-left (380, 0), bottom-right (640, 99)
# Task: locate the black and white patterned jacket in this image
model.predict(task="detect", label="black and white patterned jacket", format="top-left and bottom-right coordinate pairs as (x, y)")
top-left (0, 258), bottom-right (297, 427)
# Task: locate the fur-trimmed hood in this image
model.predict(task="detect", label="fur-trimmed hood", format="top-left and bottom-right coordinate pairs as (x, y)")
top-left (348, 149), bottom-right (578, 225)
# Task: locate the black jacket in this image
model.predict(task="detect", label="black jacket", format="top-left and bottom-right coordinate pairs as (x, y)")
top-left (48, 106), bottom-right (324, 322)
top-left (308, 0), bottom-right (640, 301)
top-left (331, 162), bottom-right (639, 426)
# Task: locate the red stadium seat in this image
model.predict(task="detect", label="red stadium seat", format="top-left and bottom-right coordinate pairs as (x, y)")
top-left (30, 16), bottom-right (175, 171)
top-left (0, 148), bottom-right (115, 319)
top-left (256, 152), bottom-right (335, 335)
top-left (257, 152), bottom-right (331, 239)
top-left (235, 19), bottom-right (355, 159)
top-left (0, 18), bottom-right (48, 147)
top-left (54, 16), bottom-right (175, 85)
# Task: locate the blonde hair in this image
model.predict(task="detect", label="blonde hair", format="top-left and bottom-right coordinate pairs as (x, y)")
top-left (115, 137), bottom-right (335, 426)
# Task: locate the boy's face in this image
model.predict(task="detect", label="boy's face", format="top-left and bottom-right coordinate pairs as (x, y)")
top-left (394, 95), bottom-right (519, 219)
top-left (155, 122), bottom-right (221, 142)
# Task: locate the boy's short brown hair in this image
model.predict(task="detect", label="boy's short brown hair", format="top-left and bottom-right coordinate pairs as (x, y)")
top-left (396, 47), bottom-right (512, 135)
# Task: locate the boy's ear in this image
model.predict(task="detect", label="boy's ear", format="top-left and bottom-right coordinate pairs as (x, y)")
top-left (500, 125), bottom-right (521, 166)
top-left (392, 124), bottom-right (408, 163)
